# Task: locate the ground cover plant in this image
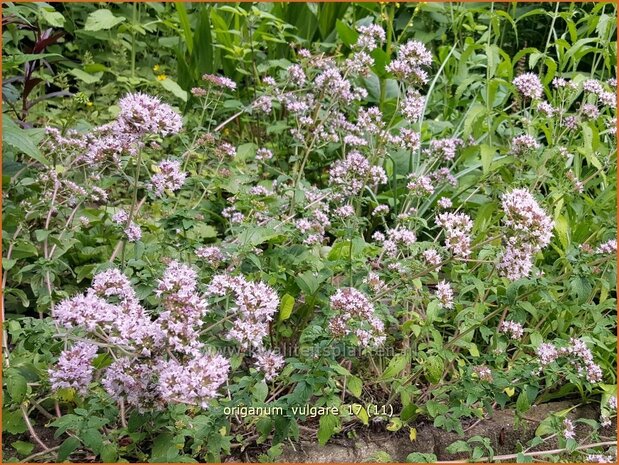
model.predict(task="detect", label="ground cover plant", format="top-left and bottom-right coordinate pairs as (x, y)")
top-left (2, 1), bottom-right (617, 463)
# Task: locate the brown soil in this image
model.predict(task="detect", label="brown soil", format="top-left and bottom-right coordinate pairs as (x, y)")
top-left (279, 401), bottom-right (617, 462)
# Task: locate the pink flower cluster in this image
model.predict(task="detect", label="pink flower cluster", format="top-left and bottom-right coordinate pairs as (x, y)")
top-left (583, 79), bottom-right (616, 108)
top-left (345, 24), bottom-right (385, 75)
top-left (206, 274), bottom-right (285, 380)
top-left (102, 358), bottom-right (160, 412)
top-left (407, 174), bottom-right (434, 195)
top-left (117, 92), bottom-right (183, 137)
top-left (254, 350), bottom-right (286, 381)
top-left (513, 73), bottom-right (544, 100)
top-left (401, 90), bottom-right (425, 122)
top-left (423, 249), bottom-right (442, 268)
top-left (47, 92), bottom-right (182, 168)
top-left (498, 189), bottom-right (553, 280)
top-left (202, 73), bottom-right (237, 90)
top-left (386, 40), bottom-right (432, 84)
top-left (196, 246), bottom-right (226, 267)
top-left (562, 418), bottom-right (575, 440)
top-left (511, 134), bottom-right (540, 155)
top-left (436, 212), bottom-right (473, 258)
top-left (427, 137), bottom-right (463, 161)
top-left (329, 287), bottom-right (385, 347)
top-left (51, 264), bottom-right (232, 409)
top-left (435, 281), bottom-right (454, 309)
top-left (379, 226), bottom-right (417, 258)
top-left (207, 274), bottom-right (279, 349)
top-left (150, 159), bottom-right (186, 197)
top-left (498, 320), bottom-right (524, 340)
top-left (328, 152), bottom-right (387, 196)
top-left (48, 342), bottom-right (98, 395)
top-left (158, 353), bottom-right (230, 408)
top-left (535, 338), bottom-right (603, 383)
top-left (596, 239), bottom-right (617, 255)
top-left (155, 261), bottom-right (208, 355)
top-left (111, 209), bottom-right (142, 243)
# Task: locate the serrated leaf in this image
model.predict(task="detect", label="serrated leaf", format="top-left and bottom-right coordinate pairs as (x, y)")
top-left (84, 9), bottom-right (126, 31)
top-left (12, 440), bottom-right (34, 456)
top-left (317, 414), bottom-right (338, 445)
top-left (100, 443), bottom-right (117, 462)
top-left (57, 437), bottom-right (80, 462)
top-left (424, 356), bottom-right (444, 384)
top-left (40, 9), bottom-right (65, 28)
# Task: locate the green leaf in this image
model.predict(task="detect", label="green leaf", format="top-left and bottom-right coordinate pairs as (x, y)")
top-left (480, 144), bottom-right (496, 174)
top-left (236, 143), bottom-right (257, 161)
top-left (175, 2), bottom-right (194, 54)
top-left (406, 452), bottom-right (438, 463)
top-left (69, 69), bottom-right (102, 84)
top-left (348, 376), bottom-right (362, 398)
top-left (3, 53), bottom-right (64, 66)
top-left (84, 9), bottom-right (126, 31)
top-left (159, 78), bottom-right (188, 102)
top-left (295, 271), bottom-right (319, 296)
top-left (100, 443), bottom-right (117, 462)
top-left (516, 390), bottom-right (531, 413)
top-left (256, 417), bottom-right (272, 442)
top-left (57, 437), bottom-right (80, 462)
top-left (424, 356), bottom-right (444, 384)
top-left (352, 404), bottom-right (369, 426)
top-left (317, 414), bottom-right (339, 445)
top-left (554, 215), bottom-right (569, 250)
top-left (335, 20), bottom-right (358, 47)
top-left (252, 380), bottom-right (268, 402)
top-left (237, 227), bottom-right (281, 247)
top-left (2, 409), bottom-right (27, 434)
top-left (2, 117), bottom-right (49, 166)
top-left (193, 6), bottom-right (214, 74)
top-left (40, 9), bottom-right (65, 28)
top-left (278, 294), bottom-right (295, 321)
top-left (382, 353), bottom-right (408, 379)
top-left (7, 373), bottom-right (27, 403)
top-left (446, 440), bottom-right (470, 454)
top-left (12, 440), bottom-right (34, 456)
top-left (81, 428), bottom-right (103, 454)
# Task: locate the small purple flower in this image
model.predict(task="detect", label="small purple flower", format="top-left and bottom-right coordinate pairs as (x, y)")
top-left (49, 342), bottom-right (98, 395)
top-left (254, 350), bottom-right (285, 381)
top-left (513, 73), bottom-right (543, 100)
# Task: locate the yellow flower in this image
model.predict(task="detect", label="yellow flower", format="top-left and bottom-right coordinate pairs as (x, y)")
top-left (86, 101), bottom-right (93, 107)
top-left (153, 64), bottom-right (161, 72)
top-left (156, 74), bottom-right (167, 81)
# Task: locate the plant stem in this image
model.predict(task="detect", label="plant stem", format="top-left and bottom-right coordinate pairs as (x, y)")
top-left (21, 404), bottom-right (50, 451)
top-left (121, 148), bottom-right (143, 268)
top-left (438, 440), bottom-right (616, 463)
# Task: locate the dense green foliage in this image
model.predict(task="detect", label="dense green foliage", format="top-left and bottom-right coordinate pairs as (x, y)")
top-left (2, 2), bottom-right (617, 463)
